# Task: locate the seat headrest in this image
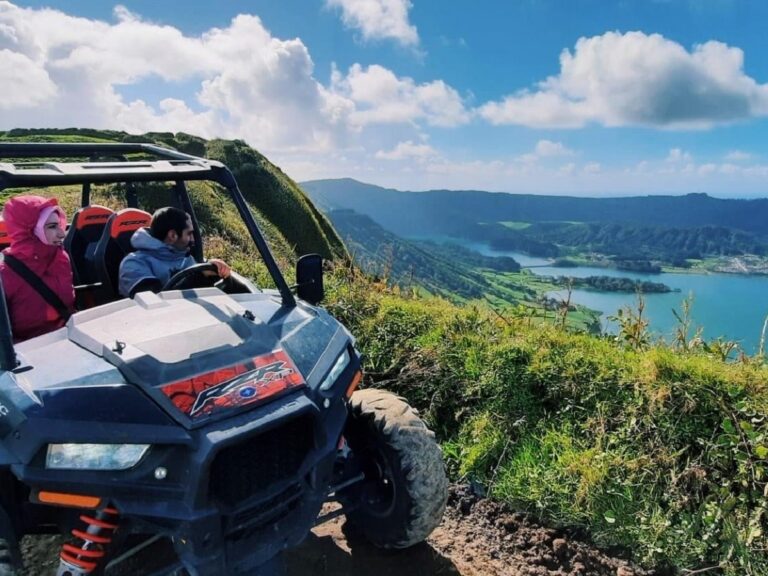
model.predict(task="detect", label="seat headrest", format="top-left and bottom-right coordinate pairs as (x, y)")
top-left (73, 205), bottom-right (114, 232)
top-left (109, 209), bottom-right (152, 250)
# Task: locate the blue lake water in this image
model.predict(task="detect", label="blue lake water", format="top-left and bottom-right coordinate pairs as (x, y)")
top-left (441, 241), bottom-right (768, 353)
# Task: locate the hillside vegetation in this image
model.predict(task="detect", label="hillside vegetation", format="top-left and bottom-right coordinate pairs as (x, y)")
top-left (3, 131), bottom-right (767, 574)
top-left (327, 208), bottom-right (600, 331)
top-left (329, 209), bottom-right (521, 299)
top-left (326, 267), bottom-right (768, 575)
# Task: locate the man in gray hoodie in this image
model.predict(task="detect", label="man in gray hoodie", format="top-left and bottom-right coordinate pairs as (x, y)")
top-left (118, 207), bottom-right (230, 298)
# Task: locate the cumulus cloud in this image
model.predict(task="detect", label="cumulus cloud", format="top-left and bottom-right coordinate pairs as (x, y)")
top-left (724, 150), bottom-right (752, 162)
top-left (478, 31), bottom-right (768, 129)
top-left (0, 49), bottom-right (58, 108)
top-left (534, 139), bottom-right (573, 157)
top-left (375, 140), bottom-right (438, 160)
top-left (331, 64), bottom-right (470, 127)
top-left (0, 2), bottom-right (463, 158)
top-left (326, 0), bottom-right (418, 46)
top-left (517, 139), bottom-right (574, 163)
top-left (666, 148), bottom-right (693, 163)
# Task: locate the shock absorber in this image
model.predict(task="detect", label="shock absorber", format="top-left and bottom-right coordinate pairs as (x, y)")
top-left (56, 507), bottom-right (120, 576)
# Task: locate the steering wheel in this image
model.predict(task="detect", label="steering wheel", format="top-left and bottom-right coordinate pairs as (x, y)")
top-left (163, 262), bottom-right (221, 291)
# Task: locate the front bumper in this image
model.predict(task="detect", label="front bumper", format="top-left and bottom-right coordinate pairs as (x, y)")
top-left (10, 391), bottom-right (349, 575)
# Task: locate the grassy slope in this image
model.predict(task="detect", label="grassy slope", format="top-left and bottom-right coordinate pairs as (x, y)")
top-left (325, 267), bottom-right (768, 575)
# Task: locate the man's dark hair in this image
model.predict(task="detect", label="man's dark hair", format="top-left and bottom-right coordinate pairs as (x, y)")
top-left (150, 207), bottom-right (189, 240)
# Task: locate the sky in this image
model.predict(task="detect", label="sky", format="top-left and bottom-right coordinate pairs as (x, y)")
top-left (2, 0), bottom-right (768, 197)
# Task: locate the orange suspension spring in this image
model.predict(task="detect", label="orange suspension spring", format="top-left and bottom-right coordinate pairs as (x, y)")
top-left (57, 507), bottom-right (120, 576)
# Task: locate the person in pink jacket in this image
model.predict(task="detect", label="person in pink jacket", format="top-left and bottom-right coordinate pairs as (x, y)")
top-left (0, 195), bottom-right (75, 342)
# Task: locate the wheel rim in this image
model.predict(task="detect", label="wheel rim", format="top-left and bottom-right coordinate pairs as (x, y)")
top-left (358, 442), bottom-right (396, 517)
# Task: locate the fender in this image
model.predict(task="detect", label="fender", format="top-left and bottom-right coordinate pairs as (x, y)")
top-left (0, 447), bottom-right (18, 467)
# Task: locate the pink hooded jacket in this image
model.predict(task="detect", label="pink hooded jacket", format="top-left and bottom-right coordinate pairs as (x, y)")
top-left (0, 196), bottom-right (75, 342)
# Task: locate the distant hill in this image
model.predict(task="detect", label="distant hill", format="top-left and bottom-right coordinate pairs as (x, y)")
top-left (300, 178), bottom-right (768, 239)
top-left (328, 209), bottom-right (522, 301)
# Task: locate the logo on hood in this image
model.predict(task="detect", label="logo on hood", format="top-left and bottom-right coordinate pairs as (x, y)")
top-left (161, 349), bottom-right (305, 419)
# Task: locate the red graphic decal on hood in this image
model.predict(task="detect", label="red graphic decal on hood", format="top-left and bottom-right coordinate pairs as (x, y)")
top-left (161, 349), bottom-right (305, 419)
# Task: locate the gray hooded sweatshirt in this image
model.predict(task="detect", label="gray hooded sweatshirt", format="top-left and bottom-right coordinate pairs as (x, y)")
top-left (118, 227), bottom-right (196, 297)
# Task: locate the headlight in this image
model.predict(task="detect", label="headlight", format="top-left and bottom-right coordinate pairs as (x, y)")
top-left (46, 443), bottom-right (150, 470)
top-left (319, 349), bottom-right (351, 392)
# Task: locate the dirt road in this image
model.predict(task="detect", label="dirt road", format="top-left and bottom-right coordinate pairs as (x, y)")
top-left (22, 485), bottom-right (653, 576)
top-left (287, 485), bottom-right (653, 576)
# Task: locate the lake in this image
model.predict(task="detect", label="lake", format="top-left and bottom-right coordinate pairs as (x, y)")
top-left (463, 244), bottom-right (768, 353)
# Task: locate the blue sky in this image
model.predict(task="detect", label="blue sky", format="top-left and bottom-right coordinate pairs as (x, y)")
top-left (3, 0), bottom-right (768, 196)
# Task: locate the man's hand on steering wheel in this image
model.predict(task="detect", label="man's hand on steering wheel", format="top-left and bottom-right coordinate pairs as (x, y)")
top-left (205, 258), bottom-right (231, 279)
top-left (163, 262), bottom-right (221, 291)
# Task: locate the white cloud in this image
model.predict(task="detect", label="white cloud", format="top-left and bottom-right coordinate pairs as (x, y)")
top-left (0, 49), bottom-right (58, 108)
top-left (375, 140), bottom-right (437, 160)
top-left (534, 139), bottom-right (573, 157)
top-left (0, 2), bottom-right (464, 158)
top-left (0, 3), bottom-right (349, 150)
top-left (516, 139), bottom-right (574, 163)
top-left (583, 162), bottom-right (602, 174)
top-left (326, 0), bottom-right (418, 46)
top-left (666, 148), bottom-right (693, 163)
top-left (478, 31), bottom-right (768, 129)
top-left (724, 150), bottom-right (752, 162)
top-left (331, 63), bottom-right (470, 127)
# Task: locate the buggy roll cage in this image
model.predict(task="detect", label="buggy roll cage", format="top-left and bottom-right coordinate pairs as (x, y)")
top-left (0, 142), bottom-right (297, 370)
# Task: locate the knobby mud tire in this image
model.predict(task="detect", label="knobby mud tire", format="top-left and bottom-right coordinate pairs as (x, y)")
top-left (0, 538), bottom-right (17, 576)
top-left (343, 389), bottom-right (448, 549)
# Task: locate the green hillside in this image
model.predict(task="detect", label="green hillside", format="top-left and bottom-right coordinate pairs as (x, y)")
top-left (326, 267), bottom-right (768, 575)
top-left (329, 208), bottom-right (520, 298)
top-left (327, 208), bottom-right (600, 332)
top-left (522, 221), bottom-right (767, 261)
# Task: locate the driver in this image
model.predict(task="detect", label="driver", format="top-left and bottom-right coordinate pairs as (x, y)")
top-left (118, 207), bottom-right (231, 298)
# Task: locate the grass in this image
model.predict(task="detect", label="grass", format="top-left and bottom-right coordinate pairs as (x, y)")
top-left (324, 265), bottom-right (768, 574)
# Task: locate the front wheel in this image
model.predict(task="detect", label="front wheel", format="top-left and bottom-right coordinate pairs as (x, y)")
top-left (341, 389), bottom-right (448, 549)
top-left (0, 538), bottom-right (18, 576)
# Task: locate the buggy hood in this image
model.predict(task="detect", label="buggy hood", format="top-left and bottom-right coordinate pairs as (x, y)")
top-left (13, 288), bottom-right (348, 429)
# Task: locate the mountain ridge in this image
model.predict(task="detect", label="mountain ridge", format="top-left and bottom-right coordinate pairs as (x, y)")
top-left (300, 177), bottom-right (768, 239)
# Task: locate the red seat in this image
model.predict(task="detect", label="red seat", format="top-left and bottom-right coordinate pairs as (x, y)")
top-left (0, 219), bottom-right (9, 251)
top-left (94, 208), bottom-right (152, 300)
top-left (64, 205), bottom-right (114, 284)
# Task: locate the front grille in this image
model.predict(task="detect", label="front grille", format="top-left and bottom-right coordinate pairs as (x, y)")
top-left (227, 483), bottom-right (304, 539)
top-left (208, 415), bottom-right (314, 506)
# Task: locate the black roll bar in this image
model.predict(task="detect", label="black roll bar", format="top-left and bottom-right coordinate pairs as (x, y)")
top-left (0, 142), bottom-right (202, 162)
top-left (213, 167), bottom-right (296, 307)
top-left (0, 276), bottom-right (17, 371)
top-left (0, 142), bottom-right (297, 308)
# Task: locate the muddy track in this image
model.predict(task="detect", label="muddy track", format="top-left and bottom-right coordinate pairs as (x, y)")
top-left (21, 485), bottom-right (654, 576)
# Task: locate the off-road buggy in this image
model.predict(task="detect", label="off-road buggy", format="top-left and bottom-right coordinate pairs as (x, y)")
top-left (0, 143), bottom-right (448, 575)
